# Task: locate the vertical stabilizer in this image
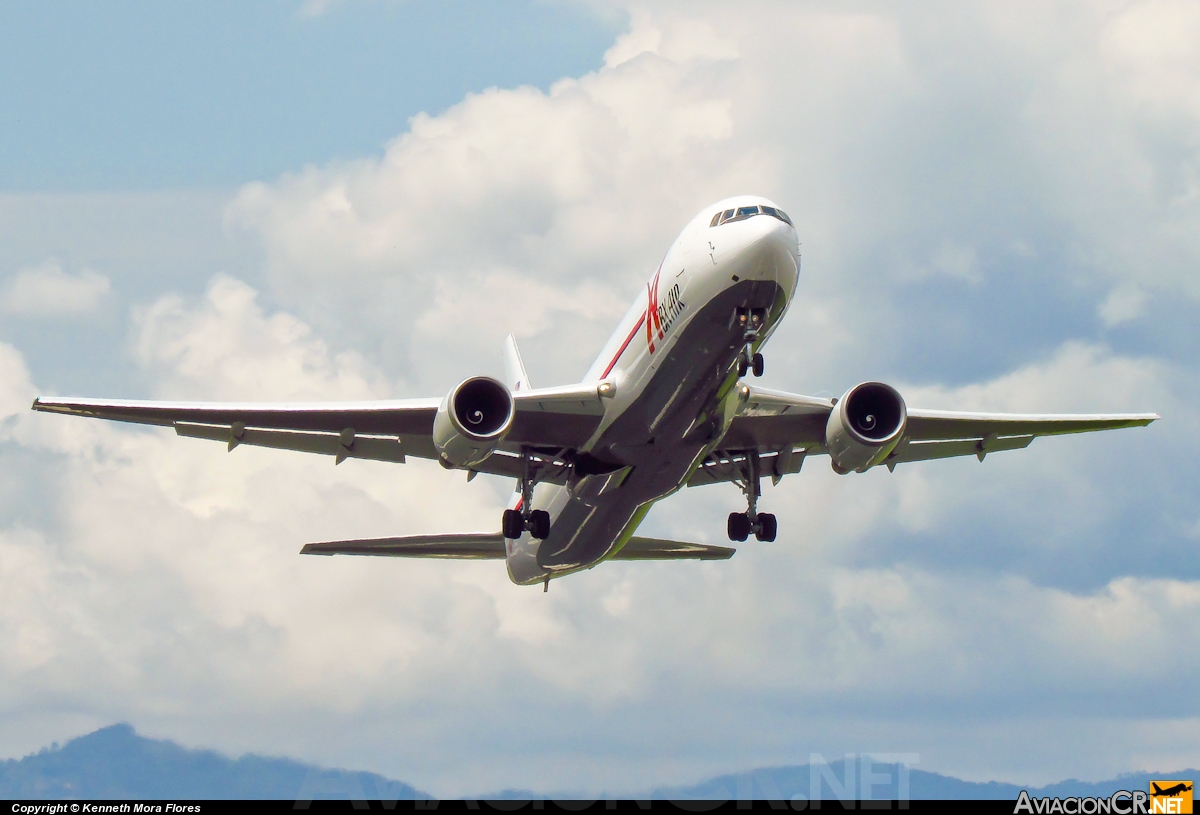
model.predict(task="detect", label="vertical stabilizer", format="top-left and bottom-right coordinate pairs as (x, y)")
top-left (503, 334), bottom-right (531, 392)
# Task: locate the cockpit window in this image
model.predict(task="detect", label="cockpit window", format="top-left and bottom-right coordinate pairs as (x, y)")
top-left (710, 204), bottom-right (793, 227)
top-left (761, 205), bottom-right (793, 225)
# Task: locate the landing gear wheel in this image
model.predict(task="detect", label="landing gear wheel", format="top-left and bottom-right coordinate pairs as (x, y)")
top-left (530, 510), bottom-right (551, 540)
top-left (738, 357), bottom-right (749, 377)
top-left (727, 512), bottom-right (751, 542)
top-left (752, 353), bottom-right (764, 377)
top-left (756, 513), bottom-right (777, 542)
top-left (502, 509), bottom-right (524, 539)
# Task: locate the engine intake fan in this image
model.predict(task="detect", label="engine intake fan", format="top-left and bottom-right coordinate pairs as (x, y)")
top-left (825, 381), bottom-right (907, 473)
top-left (433, 376), bottom-right (515, 468)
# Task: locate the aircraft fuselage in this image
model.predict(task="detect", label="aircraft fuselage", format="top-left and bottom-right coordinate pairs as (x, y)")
top-left (505, 196), bottom-right (800, 585)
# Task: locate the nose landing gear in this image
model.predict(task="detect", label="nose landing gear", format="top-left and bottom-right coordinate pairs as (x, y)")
top-left (733, 308), bottom-right (766, 377)
top-left (501, 448), bottom-right (552, 540)
top-left (738, 351), bottom-right (765, 378)
top-left (725, 450), bottom-right (777, 542)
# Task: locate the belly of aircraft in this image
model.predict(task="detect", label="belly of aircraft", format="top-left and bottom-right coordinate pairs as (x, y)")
top-left (508, 279), bottom-right (785, 584)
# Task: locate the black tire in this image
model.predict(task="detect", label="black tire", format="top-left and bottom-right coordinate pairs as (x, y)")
top-left (727, 512), bottom-right (751, 542)
top-left (530, 509), bottom-right (551, 540)
top-left (502, 509), bottom-right (523, 539)
top-left (738, 357), bottom-right (749, 377)
top-left (752, 353), bottom-right (764, 377)
top-left (756, 513), bottom-right (777, 542)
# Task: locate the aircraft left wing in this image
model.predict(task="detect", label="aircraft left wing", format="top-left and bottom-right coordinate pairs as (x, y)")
top-left (692, 385), bottom-right (1158, 485)
top-left (31, 381), bottom-right (611, 478)
top-left (301, 534), bottom-right (734, 561)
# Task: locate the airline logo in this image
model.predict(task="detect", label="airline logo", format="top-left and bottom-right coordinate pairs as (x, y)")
top-left (1014, 782), bottom-right (1193, 814)
top-left (645, 266), bottom-right (686, 354)
top-left (1150, 781), bottom-right (1193, 814)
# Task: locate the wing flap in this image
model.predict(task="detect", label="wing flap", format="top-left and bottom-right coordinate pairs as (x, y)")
top-left (687, 447), bottom-right (806, 487)
top-left (885, 435), bottom-right (1034, 468)
top-left (172, 421), bottom-right (569, 483)
top-left (175, 422), bottom-right (408, 463)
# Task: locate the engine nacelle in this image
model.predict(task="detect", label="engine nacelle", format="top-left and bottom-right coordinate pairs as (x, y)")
top-left (432, 376), bottom-right (515, 469)
top-left (825, 381), bottom-right (907, 474)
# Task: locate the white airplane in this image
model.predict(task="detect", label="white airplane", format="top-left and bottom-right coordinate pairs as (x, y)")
top-left (32, 196), bottom-right (1158, 589)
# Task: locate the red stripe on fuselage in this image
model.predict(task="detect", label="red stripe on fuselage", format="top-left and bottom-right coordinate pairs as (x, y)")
top-left (601, 314), bottom-right (646, 379)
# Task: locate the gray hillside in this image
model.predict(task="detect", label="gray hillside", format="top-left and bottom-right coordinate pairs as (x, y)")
top-left (0, 724), bottom-right (429, 800)
top-left (648, 761), bottom-right (1200, 800)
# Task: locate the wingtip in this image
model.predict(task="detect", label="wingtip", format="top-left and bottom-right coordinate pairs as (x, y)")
top-left (30, 397), bottom-right (41, 411)
top-left (299, 543), bottom-right (333, 556)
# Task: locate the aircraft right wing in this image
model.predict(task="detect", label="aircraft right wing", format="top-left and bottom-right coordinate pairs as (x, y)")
top-left (31, 379), bottom-right (613, 481)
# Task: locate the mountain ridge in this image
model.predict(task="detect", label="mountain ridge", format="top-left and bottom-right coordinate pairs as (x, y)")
top-left (1, 724), bottom-right (1193, 800)
top-left (0, 724), bottom-right (428, 800)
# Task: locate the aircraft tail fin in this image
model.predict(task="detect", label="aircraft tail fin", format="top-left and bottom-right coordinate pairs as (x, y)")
top-left (503, 333), bottom-right (531, 392)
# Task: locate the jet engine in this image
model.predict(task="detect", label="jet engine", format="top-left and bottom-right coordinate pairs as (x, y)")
top-left (433, 376), bottom-right (515, 468)
top-left (825, 381), bottom-right (907, 474)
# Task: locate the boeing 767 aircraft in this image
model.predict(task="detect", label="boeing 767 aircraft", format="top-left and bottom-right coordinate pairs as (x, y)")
top-left (32, 196), bottom-right (1158, 588)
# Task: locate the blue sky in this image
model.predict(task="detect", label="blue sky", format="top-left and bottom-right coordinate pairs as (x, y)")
top-left (0, 1), bottom-right (620, 189)
top-left (1, 0), bottom-right (1198, 799)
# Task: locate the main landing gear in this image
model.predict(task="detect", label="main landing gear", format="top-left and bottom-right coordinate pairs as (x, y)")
top-left (502, 448), bottom-right (552, 540)
top-left (726, 450), bottom-right (777, 542)
top-left (503, 508), bottom-right (550, 540)
top-left (733, 307), bottom-right (766, 377)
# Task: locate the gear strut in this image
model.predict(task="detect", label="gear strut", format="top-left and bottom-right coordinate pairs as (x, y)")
top-left (726, 450), bottom-right (777, 542)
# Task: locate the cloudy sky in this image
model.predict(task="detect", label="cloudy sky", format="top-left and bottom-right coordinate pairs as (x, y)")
top-left (1, 0), bottom-right (1198, 797)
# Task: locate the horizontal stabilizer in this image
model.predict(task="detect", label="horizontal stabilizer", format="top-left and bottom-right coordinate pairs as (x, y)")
top-left (612, 537), bottom-right (735, 560)
top-left (300, 534), bottom-right (735, 561)
top-left (301, 533), bottom-right (505, 559)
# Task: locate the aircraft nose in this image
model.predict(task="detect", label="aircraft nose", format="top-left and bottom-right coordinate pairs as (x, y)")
top-left (738, 213), bottom-right (799, 285)
top-left (757, 213), bottom-right (797, 255)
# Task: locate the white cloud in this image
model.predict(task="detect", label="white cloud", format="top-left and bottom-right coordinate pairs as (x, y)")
top-left (897, 241), bottom-right (984, 284)
top-left (133, 275), bottom-right (388, 402)
top-left (296, 0), bottom-right (346, 19)
top-left (0, 261), bottom-right (110, 316)
top-left (1099, 284), bottom-right (1150, 326)
top-left (225, 13), bottom-right (767, 386)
